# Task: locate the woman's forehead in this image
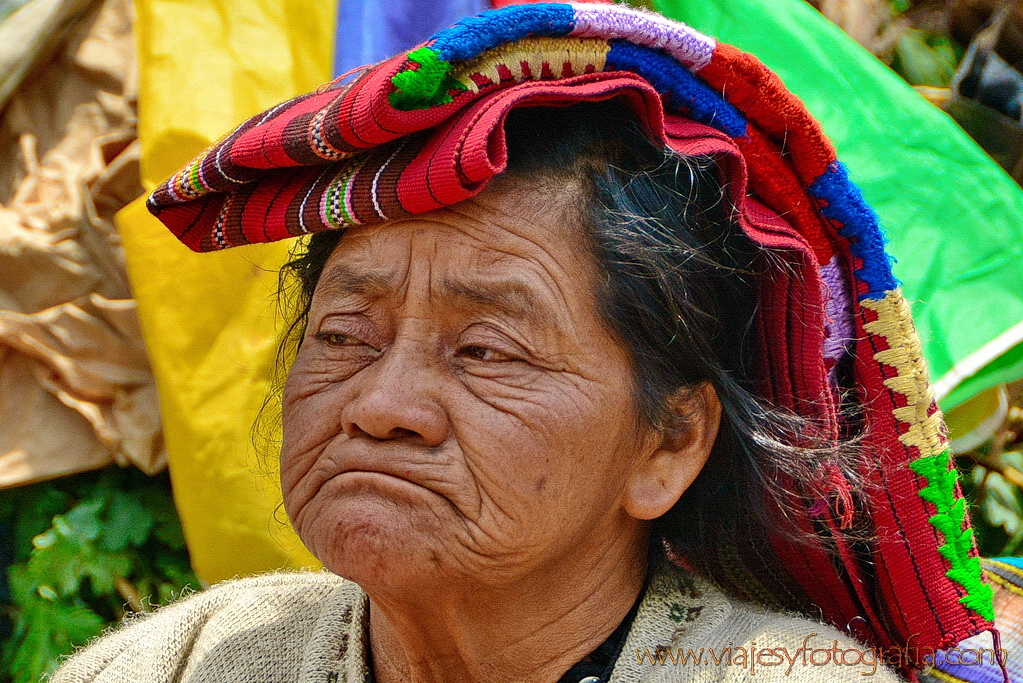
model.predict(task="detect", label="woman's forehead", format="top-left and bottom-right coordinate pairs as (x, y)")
top-left (311, 186), bottom-right (597, 317)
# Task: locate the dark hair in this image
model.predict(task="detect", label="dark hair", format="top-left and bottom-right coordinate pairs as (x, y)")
top-left (268, 99), bottom-right (864, 610)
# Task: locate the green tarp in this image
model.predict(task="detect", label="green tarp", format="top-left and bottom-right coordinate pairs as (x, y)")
top-left (656, 0), bottom-right (1023, 410)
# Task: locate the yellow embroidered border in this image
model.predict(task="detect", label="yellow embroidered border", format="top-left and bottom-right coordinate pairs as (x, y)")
top-left (451, 37), bottom-right (610, 93)
top-left (861, 290), bottom-right (945, 457)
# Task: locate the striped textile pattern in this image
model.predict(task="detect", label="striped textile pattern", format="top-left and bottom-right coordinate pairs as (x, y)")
top-left (146, 2), bottom-right (996, 675)
top-left (923, 559), bottom-right (1023, 683)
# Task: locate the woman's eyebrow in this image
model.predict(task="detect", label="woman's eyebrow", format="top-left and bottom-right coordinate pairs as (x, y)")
top-left (316, 265), bottom-right (394, 298)
top-left (317, 265), bottom-right (555, 325)
top-left (440, 276), bottom-right (553, 327)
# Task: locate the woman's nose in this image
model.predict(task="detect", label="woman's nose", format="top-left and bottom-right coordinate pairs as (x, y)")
top-left (339, 340), bottom-right (449, 447)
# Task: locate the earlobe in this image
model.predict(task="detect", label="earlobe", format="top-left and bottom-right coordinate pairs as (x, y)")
top-left (623, 382), bottom-right (722, 521)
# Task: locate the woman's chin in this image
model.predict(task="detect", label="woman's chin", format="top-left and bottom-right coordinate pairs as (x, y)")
top-left (300, 491), bottom-right (454, 590)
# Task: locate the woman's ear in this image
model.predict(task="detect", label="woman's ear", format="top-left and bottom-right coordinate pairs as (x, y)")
top-left (623, 382), bottom-right (722, 521)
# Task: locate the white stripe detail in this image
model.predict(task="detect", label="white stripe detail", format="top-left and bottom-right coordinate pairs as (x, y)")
top-left (370, 141), bottom-right (407, 221)
top-left (932, 318), bottom-right (1023, 400)
top-left (298, 167), bottom-right (334, 234)
top-left (214, 141), bottom-right (248, 185)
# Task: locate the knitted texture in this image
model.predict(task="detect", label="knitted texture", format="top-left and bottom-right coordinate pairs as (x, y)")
top-left (911, 453), bottom-right (994, 620)
top-left (145, 1), bottom-right (993, 670)
top-left (50, 567), bottom-right (903, 683)
top-left (389, 47), bottom-right (466, 109)
top-left (921, 559), bottom-right (1023, 683)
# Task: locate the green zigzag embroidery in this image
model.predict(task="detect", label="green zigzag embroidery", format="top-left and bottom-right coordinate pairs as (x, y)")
top-left (389, 47), bottom-right (467, 111)
top-left (909, 451), bottom-right (994, 621)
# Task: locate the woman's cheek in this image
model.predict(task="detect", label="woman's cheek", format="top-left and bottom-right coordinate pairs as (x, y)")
top-left (455, 378), bottom-right (606, 486)
top-left (281, 371), bottom-right (349, 510)
top-left (455, 362), bottom-right (585, 422)
top-left (283, 347), bottom-right (366, 424)
top-left (289, 344), bottom-right (375, 387)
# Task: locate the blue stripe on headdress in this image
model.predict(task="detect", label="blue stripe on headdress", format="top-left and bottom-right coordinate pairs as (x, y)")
top-left (808, 162), bottom-right (897, 300)
top-left (429, 3), bottom-right (576, 63)
top-left (604, 40), bottom-right (747, 139)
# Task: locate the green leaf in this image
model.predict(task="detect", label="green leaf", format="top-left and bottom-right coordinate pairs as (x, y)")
top-left (157, 582), bottom-right (178, 605)
top-left (62, 497), bottom-right (105, 543)
top-left (2, 596), bottom-right (105, 683)
top-left (1001, 451), bottom-right (1023, 470)
top-left (891, 29), bottom-right (960, 87)
top-left (37, 585), bottom-right (59, 601)
top-left (101, 490), bottom-right (155, 551)
top-left (32, 528), bottom-right (58, 550)
top-left (153, 551), bottom-right (197, 588)
top-left (151, 496), bottom-right (187, 550)
top-left (26, 520), bottom-right (131, 596)
top-left (980, 470), bottom-right (1023, 535)
top-left (2, 468), bottom-right (197, 681)
top-left (4, 486), bottom-right (69, 561)
top-left (29, 532), bottom-right (86, 596)
top-left (7, 564), bottom-right (37, 605)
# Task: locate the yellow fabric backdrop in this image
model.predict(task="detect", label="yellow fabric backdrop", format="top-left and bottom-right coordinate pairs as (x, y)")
top-left (116, 0), bottom-right (334, 582)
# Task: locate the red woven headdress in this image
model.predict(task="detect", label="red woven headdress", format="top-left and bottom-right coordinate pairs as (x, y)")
top-left (147, 2), bottom-right (994, 671)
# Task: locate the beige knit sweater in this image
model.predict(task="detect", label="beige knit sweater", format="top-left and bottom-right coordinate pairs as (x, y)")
top-left (50, 565), bottom-right (902, 682)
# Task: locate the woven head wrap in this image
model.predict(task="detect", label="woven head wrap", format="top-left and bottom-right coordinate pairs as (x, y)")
top-left (148, 2), bottom-right (995, 668)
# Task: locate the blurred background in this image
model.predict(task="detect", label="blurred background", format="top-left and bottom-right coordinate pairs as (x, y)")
top-left (3, 0), bottom-right (1023, 680)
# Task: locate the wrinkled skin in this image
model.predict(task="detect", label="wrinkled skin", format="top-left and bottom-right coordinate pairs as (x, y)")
top-left (280, 181), bottom-right (720, 683)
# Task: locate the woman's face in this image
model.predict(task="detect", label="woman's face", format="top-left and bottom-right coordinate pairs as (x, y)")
top-left (281, 183), bottom-right (680, 591)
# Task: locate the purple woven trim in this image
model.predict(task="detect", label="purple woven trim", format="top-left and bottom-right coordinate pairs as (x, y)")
top-left (568, 3), bottom-right (714, 71)
top-left (821, 256), bottom-right (854, 367)
top-left (931, 631), bottom-right (1015, 683)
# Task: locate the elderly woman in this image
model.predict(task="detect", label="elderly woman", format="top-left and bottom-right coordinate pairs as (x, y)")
top-left (53, 4), bottom-right (995, 683)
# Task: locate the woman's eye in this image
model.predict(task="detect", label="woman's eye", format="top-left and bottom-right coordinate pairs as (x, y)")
top-left (315, 332), bottom-right (367, 348)
top-left (457, 345), bottom-right (516, 362)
